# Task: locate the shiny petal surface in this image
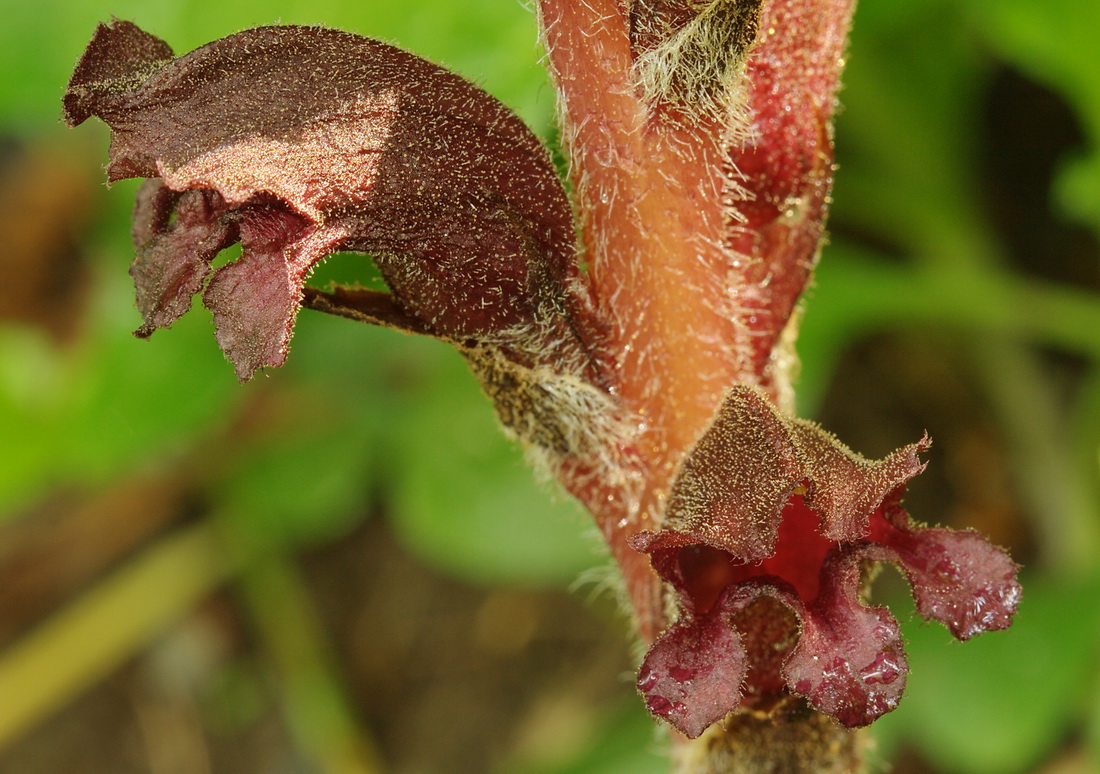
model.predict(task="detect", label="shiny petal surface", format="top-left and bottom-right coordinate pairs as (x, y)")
top-left (783, 546), bottom-right (908, 727)
top-left (638, 611), bottom-right (748, 739)
top-left (874, 501), bottom-right (1022, 641)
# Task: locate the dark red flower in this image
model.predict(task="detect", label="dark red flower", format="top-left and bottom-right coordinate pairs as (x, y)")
top-left (630, 386), bottom-right (1020, 737)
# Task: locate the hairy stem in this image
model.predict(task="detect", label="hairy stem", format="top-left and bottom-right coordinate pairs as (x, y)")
top-left (540, 0), bottom-right (747, 641)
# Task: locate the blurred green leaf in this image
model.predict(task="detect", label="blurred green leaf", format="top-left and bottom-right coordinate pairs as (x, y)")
top-left (0, 273), bottom-right (241, 517)
top-left (218, 409), bottom-right (375, 550)
top-left (968, 0), bottom-right (1100, 234)
top-left (833, 0), bottom-right (992, 263)
top-left (387, 351), bottom-right (600, 588)
top-left (0, 326), bottom-right (65, 517)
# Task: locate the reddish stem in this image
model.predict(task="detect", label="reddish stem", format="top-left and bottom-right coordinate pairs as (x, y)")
top-left (732, 0), bottom-right (855, 379)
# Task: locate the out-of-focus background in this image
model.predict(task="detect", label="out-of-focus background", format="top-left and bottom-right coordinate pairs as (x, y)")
top-left (1, 0), bottom-right (1098, 772)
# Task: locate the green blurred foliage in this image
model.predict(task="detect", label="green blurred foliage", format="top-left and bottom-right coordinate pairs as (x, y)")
top-left (1, 0), bottom-right (1099, 772)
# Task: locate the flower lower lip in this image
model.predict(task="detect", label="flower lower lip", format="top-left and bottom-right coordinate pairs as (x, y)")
top-left (631, 385), bottom-right (1019, 736)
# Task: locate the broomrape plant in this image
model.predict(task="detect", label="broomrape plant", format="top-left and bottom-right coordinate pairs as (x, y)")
top-left (64, 2), bottom-right (1020, 770)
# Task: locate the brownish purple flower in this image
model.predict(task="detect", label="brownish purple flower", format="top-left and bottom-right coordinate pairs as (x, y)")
top-left (631, 386), bottom-right (1020, 737)
top-left (64, 20), bottom-right (596, 383)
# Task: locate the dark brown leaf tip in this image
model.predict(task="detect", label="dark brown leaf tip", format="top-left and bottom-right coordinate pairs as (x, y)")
top-left (630, 386), bottom-right (1020, 737)
top-left (65, 21), bottom-right (592, 383)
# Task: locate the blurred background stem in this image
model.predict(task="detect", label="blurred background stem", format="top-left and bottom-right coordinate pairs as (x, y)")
top-left (0, 521), bottom-right (235, 748)
top-left (217, 508), bottom-right (386, 774)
